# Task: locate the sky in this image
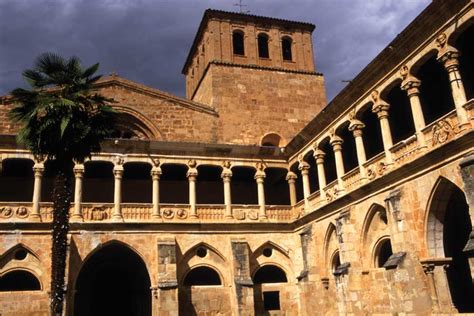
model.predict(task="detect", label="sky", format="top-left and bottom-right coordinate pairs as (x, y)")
top-left (0, 0), bottom-right (431, 101)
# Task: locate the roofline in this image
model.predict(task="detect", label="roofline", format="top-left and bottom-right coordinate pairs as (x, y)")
top-left (181, 9), bottom-right (316, 75)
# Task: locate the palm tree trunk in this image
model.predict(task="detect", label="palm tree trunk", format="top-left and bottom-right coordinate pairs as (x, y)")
top-left (50, 160), bottom-right (73, 316)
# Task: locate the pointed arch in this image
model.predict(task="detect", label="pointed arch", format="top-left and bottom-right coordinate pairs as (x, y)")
top-left (253, 240), bottom-right (290, 259)
top-left (323, 222), bottom-right (338, 272)
top-left (0, 243), bottom-right (40, 263)
top-left (360, 203), bottom-right (390, 268)
top-left (181, 242), bottom-right (226, 264)
top-left (425, 176), bottom-right (468, 257)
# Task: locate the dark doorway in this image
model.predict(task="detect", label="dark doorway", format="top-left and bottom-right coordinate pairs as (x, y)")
top-left (443, 186), bottom-right (474, 312)
top-left (74, 243), bottom-right (151, 316)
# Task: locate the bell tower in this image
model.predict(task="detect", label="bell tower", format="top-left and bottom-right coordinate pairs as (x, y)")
top-left (182, 9), bottom-right (327, 146)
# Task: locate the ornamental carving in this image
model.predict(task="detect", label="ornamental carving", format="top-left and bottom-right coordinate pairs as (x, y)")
top-left (233, 209), bottom-right (246, 220)
top-left (367, 161), bottom-right (387, 180)
top-left (88, 206), bottom-right (108, 221)
top-left (432, 119), bottom-right (453, 146)
top-left (326, 185), bottom-right (339, 202)
top-left (176, 209), bottom-right (188, 219)
top-left (247, 209), bottom-right (259, 220)
top-left (162, 209), bottom-right (175, 219)
top-left (113, 155), bottom-right (125, 166)
top-left (16, 207), bottom-right (29, 218)
top-left (0, 206), bottom-right (30, 219)
top-left (0, 207), bottom-right (14, 218)
top-left (232, 209), bottom-right (259, 220)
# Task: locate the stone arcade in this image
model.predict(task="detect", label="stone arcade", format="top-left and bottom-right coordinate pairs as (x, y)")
top-left (0, 1), bottom-right (474, 315)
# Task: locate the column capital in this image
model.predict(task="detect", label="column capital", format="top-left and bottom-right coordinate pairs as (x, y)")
top-left (298, 159), bottom-right (310, 172)
top-left (254, 170), bottom-right (266, 182)
top-left (187, 167), bottom-right (198, 179)
top-left (286, 171), bottom-right (297, 182)
top-left (221, 167), bottom-right (232, 181)
top-left (73, 164), bottom-right (85, 177)
top-left (436, 33), bottom-right (460, 71)
top-left (151, 166), bottom-right (162, 180)
top-left (113, 164), bottom-right (124, 178)
top-left (330, 134), bottom-right (343, 150)
top-left (313, 149), bottom-right (326, 164)
top-left (33, 163), bottom-right (45, 176)
top-left (371, 89), bottom-right (390, 119)
top-left (401, 76), bottom-right (421, 97)
top-left (348, 119), bottom-right (365, 133)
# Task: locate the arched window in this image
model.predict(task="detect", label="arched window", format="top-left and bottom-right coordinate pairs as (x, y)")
top-left (261, 133), bottom-right (282, 147)
top-left (258, 33), bottom-right (269, 58)
top-left (253, 265), bottom-right (288, 284)
top-left (374, 239), bottom-right (393, 268)
top-left (0, 270), bottom-right (41, 291)
top-left (282, 37), bottom-right (292, 61)
top-left (331, 251), bottom-right (341, 273)
top-left (183, 266), bottom-right (221, 286)
top-left (233, 31), bottom-right (245, 56)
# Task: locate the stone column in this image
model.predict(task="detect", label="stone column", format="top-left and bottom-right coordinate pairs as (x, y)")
top-left (286, 171), bottom-right (298, 206)
top-left (314, 149), bottom-right (327, 201)
top-left (112, 162), bottom-right (124, 221)
top-left (298, 159), bottom-right (311, 210)
top-left (187, 160), bottom-right (198, 219)
top-left (400, 69), bottom-right (427, 146)
top-left (348, 119), bottom-right (367, 178)
top-left (221, 162), bottom-right (233, 219)
top-left (460, 153), bottom-right (474, 279)
top-left (255, 164), bottom-right (267, 219)
top-left (71, 163), bottom-right (84, 221)
top-left (151, 164), bottom-right (162, 219)
top-left (330, 134), bottom-right (345, 193)
top-left (436, 35), bottom-right (469, 128)
top-left (421, 258), bottom-right (456, 313)
top-left (31, 162), bottom-right (44, 221)
top-left (371, 91), bottom-right (393, 164)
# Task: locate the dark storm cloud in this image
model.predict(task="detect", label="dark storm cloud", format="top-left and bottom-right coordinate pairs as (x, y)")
top-left (0, 0), bottom-right (430, 101)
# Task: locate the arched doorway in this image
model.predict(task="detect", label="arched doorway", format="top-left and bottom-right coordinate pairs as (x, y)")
top-left (73, 242), bottom-right (151, 316)
top-left (427, 178), bottom-right (474, 312)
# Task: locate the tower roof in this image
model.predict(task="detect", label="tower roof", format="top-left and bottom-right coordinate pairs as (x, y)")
top-left (182, 9), bottom-right (316, 74)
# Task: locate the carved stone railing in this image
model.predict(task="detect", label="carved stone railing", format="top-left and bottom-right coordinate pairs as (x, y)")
top-left (307, 190), bottom-right (321, 210)
top-left (196, 205), bottom-right (225, 220)
top-left (0, 202), bottom-right (34, 222)
top-left (362, 152), bottom-right (388, 182)
top-left (266, 205), bottom-right (294, 221)
top-left (122, 203), bottom-right (152, 221)
top-left (159, 204), bottom-right (191, 221)
top-left (323, 180), bottom-right (340, 203)
top-left (342, 167), bottom-right (363, 193)
top-left (422, 109), bottom-right (459, 150)
top-left (390, 135), bottom-right (421, 165)
top-left (82, 203), bottom-right (113, 221)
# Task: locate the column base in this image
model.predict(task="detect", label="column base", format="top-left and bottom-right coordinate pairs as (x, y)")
top-left (70, 214), bottom-right (83, 222)
top-left (29, 214), bottom-right (42, 222)
top-left (189, 214), bottom-right (198, 219)
top-left (259, 214), bottom-right (267, 220)
top-left (151, 214), bottom-right (161, 220)
top-left (225, 214), bottom-right (233, 219)
top-left (111, 215), bottom-right (123, 222)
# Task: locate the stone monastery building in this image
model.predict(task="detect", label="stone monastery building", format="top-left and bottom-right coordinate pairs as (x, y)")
top-left (0, 0), bottom-right (474, 315)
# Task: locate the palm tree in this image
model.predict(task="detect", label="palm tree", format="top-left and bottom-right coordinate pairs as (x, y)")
top-left (9, 53), bottom-right (116, 315)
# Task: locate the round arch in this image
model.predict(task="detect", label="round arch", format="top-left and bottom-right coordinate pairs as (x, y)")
top-left (111, 105), bottom-right (162, 140)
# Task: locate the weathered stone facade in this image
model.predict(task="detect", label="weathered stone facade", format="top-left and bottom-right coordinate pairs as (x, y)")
top-left (0, 1), bottom-right (474, 315)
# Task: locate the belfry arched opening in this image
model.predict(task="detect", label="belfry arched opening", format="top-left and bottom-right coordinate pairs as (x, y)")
top-left (73, 243), bottom-right (151, 316)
